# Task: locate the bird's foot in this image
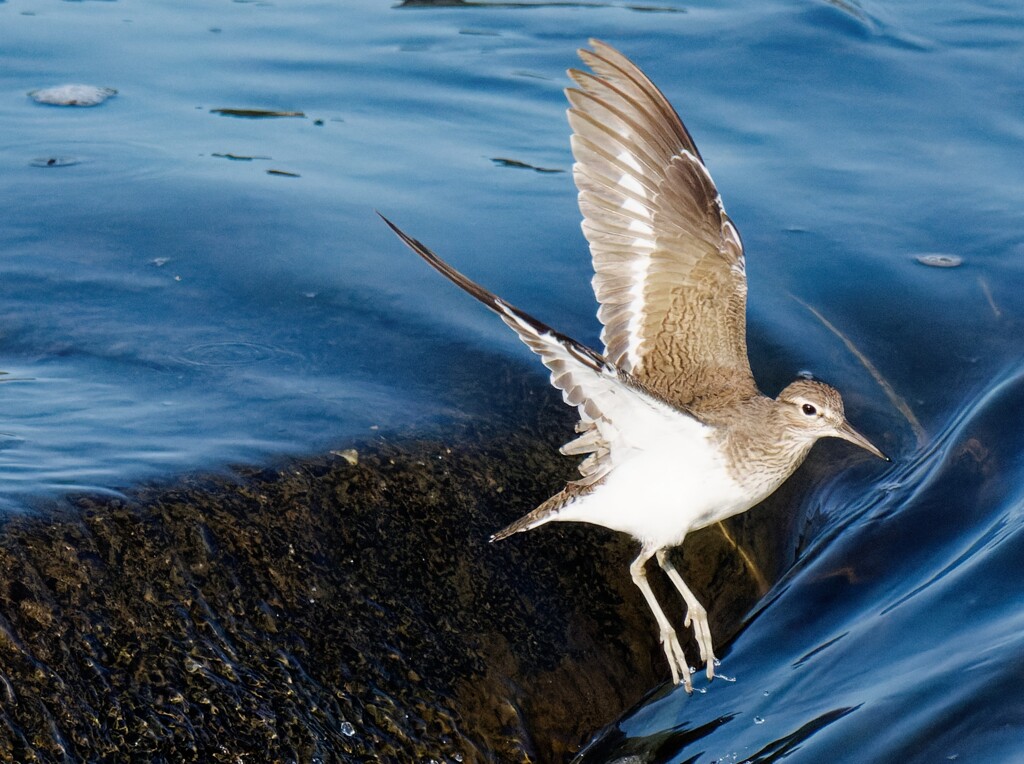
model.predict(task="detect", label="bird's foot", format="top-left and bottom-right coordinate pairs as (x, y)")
top-left (684, 606), bottom-right (716, 681)
top-left (659, 627), bottom-right (693, 692)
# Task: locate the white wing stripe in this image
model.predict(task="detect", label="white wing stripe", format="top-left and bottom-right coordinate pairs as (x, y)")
top-left (568, 107), bottom-right (667, 184)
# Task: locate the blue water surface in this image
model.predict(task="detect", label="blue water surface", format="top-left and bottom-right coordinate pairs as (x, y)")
top-left (1, 0), bottom-right (587, 503)
top-left (2, 0), bottom-right (1024, 760)
top-left (1, 0), bottom-right (1019, 503)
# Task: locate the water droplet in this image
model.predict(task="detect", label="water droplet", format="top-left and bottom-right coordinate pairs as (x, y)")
top-left (453, 755), bottom-right (464, 763)
top-left (717, 673), bottom-right (737, 682)
top-left (713, 658), bottom-right (721, 667)
top-left (754, 716), bottom-right (765, 725)
top-left (914, 253), bottom-right (962, 268)
top-left (688, 665), bottom-right (697, 674)
top-left (763, 690), bottom-right (770, 696)
top-left (340, 721), bottom-right (355, 737)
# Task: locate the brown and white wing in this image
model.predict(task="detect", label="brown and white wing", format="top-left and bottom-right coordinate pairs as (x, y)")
top-left (379, 214), bottom-right (693, 495)
top-left (567, 39), bottom-right (756, 409)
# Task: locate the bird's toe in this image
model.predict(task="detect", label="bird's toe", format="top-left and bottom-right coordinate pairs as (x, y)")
top-left (660, 628), bottom-right (692, 692)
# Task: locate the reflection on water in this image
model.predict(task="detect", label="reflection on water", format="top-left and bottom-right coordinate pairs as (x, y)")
top-left (209, 108), bottom-right (307, 118)
top-left (1, 0), bottom-right (1023, 759)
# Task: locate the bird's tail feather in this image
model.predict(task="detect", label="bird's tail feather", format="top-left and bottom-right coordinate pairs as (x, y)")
top-left (490, 512), bottom-right (551, 542)
top-left (489, 488), bottom-right (579, 542)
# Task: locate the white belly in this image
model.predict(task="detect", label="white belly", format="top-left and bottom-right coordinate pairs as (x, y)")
top-left (555, 426), bottom-right (753, 549)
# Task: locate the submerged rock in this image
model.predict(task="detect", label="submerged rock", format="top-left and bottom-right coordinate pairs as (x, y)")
top-left (0, 403), bottom-right (788, 761)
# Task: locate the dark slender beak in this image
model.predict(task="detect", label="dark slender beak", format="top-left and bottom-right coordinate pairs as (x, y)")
top-left (836, 421), bottom-right (890, 461)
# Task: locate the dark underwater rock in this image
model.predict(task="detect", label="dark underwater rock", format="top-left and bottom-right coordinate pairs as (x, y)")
top-left (0, 403), bottom-right (795, 762)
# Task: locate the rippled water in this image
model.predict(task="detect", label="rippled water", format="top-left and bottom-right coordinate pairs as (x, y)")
top-left (2, 0), bottom-right (1023, 760)
top-left (580, 365), bottom-right (1024, 762)
top-left (2, 0), bottom-right (586, 504)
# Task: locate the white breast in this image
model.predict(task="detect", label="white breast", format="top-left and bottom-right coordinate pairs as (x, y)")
top-left (555, 412), bottom-right (753, 549)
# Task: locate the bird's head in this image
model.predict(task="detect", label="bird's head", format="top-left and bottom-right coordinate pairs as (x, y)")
top-left (776, 378), bottom-right (889, 460)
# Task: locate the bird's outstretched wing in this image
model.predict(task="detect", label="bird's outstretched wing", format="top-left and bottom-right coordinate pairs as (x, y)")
top-left (379, 214), bottom-right (702, 504)
top-left (567, 39), bottom-right (756, 410)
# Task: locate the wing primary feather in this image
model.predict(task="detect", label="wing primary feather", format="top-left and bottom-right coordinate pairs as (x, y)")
top-left (568, 41), bottom-right (758, 407)
top-left (377, 212), bottom-right (608, 375)
top-left (579, 39), bottom-right (703, 162)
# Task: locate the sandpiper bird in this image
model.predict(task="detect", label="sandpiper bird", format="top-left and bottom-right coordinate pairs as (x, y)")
top-left (380, 39), bottom-right (888, 691)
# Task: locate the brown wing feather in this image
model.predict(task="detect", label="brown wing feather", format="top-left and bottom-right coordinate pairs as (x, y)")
top-left (568, 39), bottom-right (757, 410)
top-left (378, 214), bottom-right (692, 503)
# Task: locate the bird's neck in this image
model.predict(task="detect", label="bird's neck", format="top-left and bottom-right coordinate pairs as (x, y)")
top-left (717, 400), bottom-right (816, 497)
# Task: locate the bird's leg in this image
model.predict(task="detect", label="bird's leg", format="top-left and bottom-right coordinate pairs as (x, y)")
top-left (656, 549), bottom-right (716, 681)
top-left (630, 547), bottom-right (692, 691)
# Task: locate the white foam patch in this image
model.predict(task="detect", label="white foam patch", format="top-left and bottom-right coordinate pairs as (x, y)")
top-left (28, 84), bottom-right (117, 107)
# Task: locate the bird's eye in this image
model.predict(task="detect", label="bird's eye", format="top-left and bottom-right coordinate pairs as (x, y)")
top-left (802, 403), bottom-right (817, 416)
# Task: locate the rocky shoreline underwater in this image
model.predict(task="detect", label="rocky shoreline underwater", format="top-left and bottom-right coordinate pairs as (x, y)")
top-left (0, 385), bottom-right (810, 762)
